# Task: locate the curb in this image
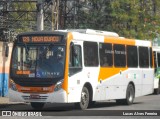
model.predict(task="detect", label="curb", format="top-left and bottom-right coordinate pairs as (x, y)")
top-left (0, 97), bottom-right (25, 105)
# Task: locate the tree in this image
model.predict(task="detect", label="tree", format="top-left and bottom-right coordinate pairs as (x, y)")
top-left (8, 2), bottom-right (37, 33)
top-left (77, 0), bottom-right (160, 40)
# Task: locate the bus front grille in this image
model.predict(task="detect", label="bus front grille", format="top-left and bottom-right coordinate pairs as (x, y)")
top-left (22, 95), bottom-right (48, 101)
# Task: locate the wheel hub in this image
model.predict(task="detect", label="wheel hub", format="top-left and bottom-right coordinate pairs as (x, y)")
top-left (81, 92), bottom-right (87, 105)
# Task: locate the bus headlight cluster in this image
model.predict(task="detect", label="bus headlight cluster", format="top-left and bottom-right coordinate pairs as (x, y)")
top-left (54, 80), bottom-right (63, 92)
top-left (10, 80), bottom-right (18, 91)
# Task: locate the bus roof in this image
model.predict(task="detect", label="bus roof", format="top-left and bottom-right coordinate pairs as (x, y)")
top-left (153, 46), bottom-right (160, 51)
top-left (57, 29), bottom-right (119, 37)
top-left (70, 31), bottom-right (151, 47)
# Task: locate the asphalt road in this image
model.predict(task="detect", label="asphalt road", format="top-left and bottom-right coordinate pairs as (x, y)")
top-left (0, 94), bottom-right (160, 118)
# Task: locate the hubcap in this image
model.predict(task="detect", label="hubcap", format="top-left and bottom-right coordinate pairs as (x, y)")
top-left (81, 92), bottom-right (87, 105)
top-left (129, 91), bottom-right (133, 102)
top-left (81, 90), bottom-right (89, 107)
top-left (128, 88), bottom-right (134, 102)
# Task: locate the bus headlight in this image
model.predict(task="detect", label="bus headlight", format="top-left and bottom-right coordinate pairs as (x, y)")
top-left (54, 80), bottom-right (63, 92)
top-left (10, 80), bottom-right (17, 91)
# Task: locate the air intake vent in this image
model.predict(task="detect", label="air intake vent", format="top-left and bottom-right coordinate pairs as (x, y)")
top-left (22, 95), bottom-right (48, 101)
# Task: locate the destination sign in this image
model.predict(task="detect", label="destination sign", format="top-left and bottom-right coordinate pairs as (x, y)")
top-left (20, 36), bottom-right (61, 43)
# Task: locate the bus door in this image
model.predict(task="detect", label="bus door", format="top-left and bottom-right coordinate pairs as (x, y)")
top-left (68, 41), bottom-right (83, 102)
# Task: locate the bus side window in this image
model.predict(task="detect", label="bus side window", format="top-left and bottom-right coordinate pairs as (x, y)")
top-left (99, 43), bottom-right (113, 67)
top-left (157, 53), bottom-right (160, 68)
top-left (69, 43), bottom-right (82, 76)
top-left (139, 46), bottom-right (149, 68)
top-left (127, 45), bottom-right (138, 68)
top-left (153, 51), bottom-right (157, 69)
top-left (83, 41), bottom-right (99, 67)
top-left (114, 44), bottom-right (126, 67)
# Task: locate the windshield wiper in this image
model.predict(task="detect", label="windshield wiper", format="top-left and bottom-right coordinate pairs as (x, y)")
top-left (23, 43), bottom-right (30, 59)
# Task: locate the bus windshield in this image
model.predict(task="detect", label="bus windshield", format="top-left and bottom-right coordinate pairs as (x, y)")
top-left (11, 44), bottom-right (65, 79)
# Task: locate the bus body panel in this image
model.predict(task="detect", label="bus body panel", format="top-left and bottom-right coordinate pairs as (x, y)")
top-left (67, 36), bottom-right (154, 102)
top-left (141, 68), bottom-right (154, 95)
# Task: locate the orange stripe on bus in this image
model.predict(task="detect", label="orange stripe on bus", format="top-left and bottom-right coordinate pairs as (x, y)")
top-left (16, 84), bottom-right (54, 93)
top-left (104, 37), bottom-right (135, 45)
top-left (98, 67), bottom-right (128, 82)
top-left (62, 32), bottom-right (73, 94)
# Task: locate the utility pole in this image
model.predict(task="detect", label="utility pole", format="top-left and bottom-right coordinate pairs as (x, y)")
top-left (59, 0), bottom-right (80, 29)
top-left (0, 0), bottom-right (83, 32)
top-left (37, 0), bottom-right (44, 31)
top-left (52, 0), bottom-right (59, 30)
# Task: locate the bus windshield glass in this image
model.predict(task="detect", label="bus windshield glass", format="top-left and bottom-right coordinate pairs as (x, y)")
top-left (11, 44), bottom-right (65, 79)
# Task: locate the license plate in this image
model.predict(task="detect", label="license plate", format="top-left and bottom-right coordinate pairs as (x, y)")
top-left (30, 94), bottom-right (40, 99)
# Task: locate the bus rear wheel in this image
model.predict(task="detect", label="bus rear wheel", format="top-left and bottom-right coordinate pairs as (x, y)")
top-left (125, 84), bottom-right (135, 105)
top-left (116, 84), bottom-right (135, 105)
top-left (75, 87), bottom-right (89, 110)
top-left (30, 102), bottom-right (45, 110)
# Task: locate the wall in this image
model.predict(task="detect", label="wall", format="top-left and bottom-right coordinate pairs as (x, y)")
top-left (0, 42), bottom-right (13, 97)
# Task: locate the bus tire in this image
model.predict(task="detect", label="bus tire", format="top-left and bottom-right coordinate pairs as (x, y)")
top-left (75, 87), bottom-right (89, 110)
top-left (31, 102), bottom-right (45, 110)
top-left (154, 82), bottom-right (160, 95)
top-left (124, 84), bottom-right (135, 105)
top-left (116, 99), bottom-right (124, 105)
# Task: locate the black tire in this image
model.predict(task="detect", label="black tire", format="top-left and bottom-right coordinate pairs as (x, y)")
top-left (116, 99), bottom-right (125, 105)
top-left (31, 102), bottom-right (45, 110)
top-left (116, 84), bottom-right (135, 105)
top-left (75, 87), bottom-right (89, 110)
top-left (124, 84), bottom-right (135, 105)
top-left (88, 101), bottom-right (96, 108)
top-left (154, 82), bottom-right (160, 95)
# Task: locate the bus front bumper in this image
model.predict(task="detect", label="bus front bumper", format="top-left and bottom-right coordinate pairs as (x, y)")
top-left (9, 89), bottom-right (68, 103)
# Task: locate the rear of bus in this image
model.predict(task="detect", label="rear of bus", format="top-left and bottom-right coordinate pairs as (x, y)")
top-left (9, 31), bottom-right (70, 109)
top-left (153, 47), bottom-right (160, 94)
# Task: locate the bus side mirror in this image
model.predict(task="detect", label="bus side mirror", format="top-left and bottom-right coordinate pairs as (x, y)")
top-left (5, 44), bottom-right (9, 57)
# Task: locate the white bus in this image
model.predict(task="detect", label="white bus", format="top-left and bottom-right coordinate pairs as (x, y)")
top-left (153, 46), bottom-right (160, 94)
top-left (9, 29), bottom-right (154, 110)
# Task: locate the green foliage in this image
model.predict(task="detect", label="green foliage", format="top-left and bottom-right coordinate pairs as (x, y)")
top-left (78, 0), bottom-right (160, 40)
top-left (9, 2), bottom-right (36, 33)
top-left (11, 0), bottom-right (160, 40)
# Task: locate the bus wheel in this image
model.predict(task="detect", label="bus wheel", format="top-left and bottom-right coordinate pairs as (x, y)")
top-left (124, 84), bottom-right (135, 105)
top-left (75, 87), bottom-right (89, 110)
top-left (154, 82), bottom-right (160, 95)
top-left (31, 102), bottom-right (45, 110)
